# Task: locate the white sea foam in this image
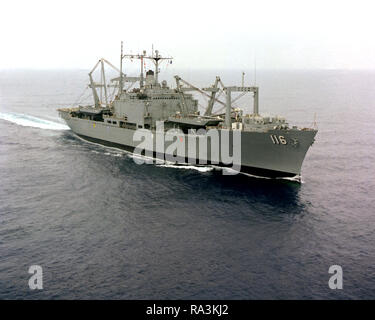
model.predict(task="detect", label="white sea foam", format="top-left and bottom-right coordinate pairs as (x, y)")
top-left (0, 112), bottom-right (69, 131)
top-left (126, 152), bottom-right (214, 172)
top-left (104, 152), bottom-right (122, 157)
top-left (156, 163), bottom-right (214, 173)
top-left (237, 169), bottom-right (302, 183)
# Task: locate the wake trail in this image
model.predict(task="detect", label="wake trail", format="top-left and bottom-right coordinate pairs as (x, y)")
top-left (0, 112), bottom-right (69, 130)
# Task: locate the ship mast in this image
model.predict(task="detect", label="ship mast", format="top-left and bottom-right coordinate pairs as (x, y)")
top-left (140, 51), bottom-right (146, 88)
top-left (121, 48), bottom-right (173, 87)
top-left (122, 51), bottom-right (147, 89)
top-left (149, 49), bottom-right (172, 86)
top-left (154, 50), bottom-right (160, 85)
top-left (119, 41), bottom-right (124, 94)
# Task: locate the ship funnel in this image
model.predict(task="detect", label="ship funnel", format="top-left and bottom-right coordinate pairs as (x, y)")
top-left (145, 70), bottom-right (155, 87)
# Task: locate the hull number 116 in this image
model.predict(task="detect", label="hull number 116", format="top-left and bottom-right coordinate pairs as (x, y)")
top-left (270, 135), bottom-right (287, 145)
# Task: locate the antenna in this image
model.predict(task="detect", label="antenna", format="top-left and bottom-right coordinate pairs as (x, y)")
top-left (119, 41), bottom-right (124, 94)
top-left (140, 50), bottom-right (146, 89)
top-left (155, 50), bottom-right (159, 84)
top-left (254, 54), bottom-right (257, 86)
top-left (313, 112), bottom-right (317, 129)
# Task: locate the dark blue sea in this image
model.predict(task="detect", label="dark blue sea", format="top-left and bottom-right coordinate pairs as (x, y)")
top-left (0, 69), bottom-right (374, 299)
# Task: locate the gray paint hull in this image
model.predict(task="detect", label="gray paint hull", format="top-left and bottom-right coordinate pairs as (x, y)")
top-left (60, 113), bottom-right (317, 178)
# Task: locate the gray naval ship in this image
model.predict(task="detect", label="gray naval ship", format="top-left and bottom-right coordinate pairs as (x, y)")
top-left (58, 44), bottom-right (317, 179)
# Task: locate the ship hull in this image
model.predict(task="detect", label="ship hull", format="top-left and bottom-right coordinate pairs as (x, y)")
top-left (60, 113), bottom-right (317, 178)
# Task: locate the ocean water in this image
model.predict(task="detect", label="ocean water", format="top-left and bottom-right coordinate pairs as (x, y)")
top-left (0, 69), bottom-right (374, 299)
